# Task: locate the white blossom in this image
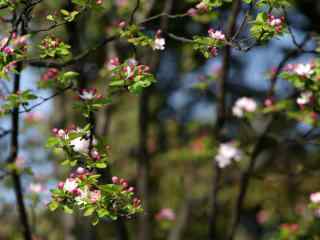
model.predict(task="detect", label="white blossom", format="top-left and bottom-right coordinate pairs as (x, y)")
top-left (153, 38), bottom-right (166, 50)
top-left (70, 137), bottom-right (90, 153)
top-left (29, 183), bottom-right (44, 193)
top-left (215, 142), bottom-right (242, 168)
top-left (75, 187), bottom-right (89, 205)
top-left (232, 97), bottom-right (257, 118)
top-left (310, 192), bottom-right (320, 204)
top-left (269, 18), bottom-right (282, 27)
top-left (63, 178), bottom-right (78, 193)
top-left (297, 91), bottom-right (313, 105)
top-left (208, 29), bottom-right (225, 40)
top-left (294, 63), bottom-right (314, 77)
top-left (79, 89), bottom-right (96, 100)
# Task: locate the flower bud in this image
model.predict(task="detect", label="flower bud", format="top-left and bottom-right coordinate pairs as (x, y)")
top-left (112, 176), bottom-right (119, 184)
top-left (187, 8), bottom-right (197, 17)
top-left (58, 181), bottom-right (64, 189)
top-left (76, 167), bottom-right (86, 175)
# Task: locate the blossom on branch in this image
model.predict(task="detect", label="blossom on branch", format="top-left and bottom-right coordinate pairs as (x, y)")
top-left (215, 142), bottom-right (242, 168)
top-left (232, 97), bottom-right (257, 118)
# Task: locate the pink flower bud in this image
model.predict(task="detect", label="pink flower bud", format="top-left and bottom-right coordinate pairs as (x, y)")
top-left (70, 173), bottom-right (76, 178)
top-left (187, 8), bottom-right (197, 17)
top-left (52, 128), bottom-right (59, 134)
top-left (118, 21), bottom-right (127, 29)
top-left (112, 176), bottom-right (119, 184)
top-left (210, 47), bottom-right (218, 57)
top-left (133, 197), bottom-right (141, 207)
top-left (90, 149), bottom-right (101, 160)
top-left (58, 181), bottom-right (64, 189)
top-left (264, 98), bottom-right (273, 107)
top-left (76, 167), bottom-right (86, 175)
top-left (121, 181), bottom-right (128, 189)
top-left (128, 187), bottom-right (134, 192)
top-left (72, 188), bottom-right (81, 196)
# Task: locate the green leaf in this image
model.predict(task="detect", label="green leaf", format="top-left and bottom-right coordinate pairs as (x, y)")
top-left (97, 208), bottom-right (109, 218)
top-left (48, 201), bottom-right (59, 211)
top-left (95, 162), bottom-right (107, 169)
top-left (63, 205), bottom-right (74, 214)
top-left (46, 137), bottom-right (60, 148)
top-left (84, 207), bottom-right (95, 216)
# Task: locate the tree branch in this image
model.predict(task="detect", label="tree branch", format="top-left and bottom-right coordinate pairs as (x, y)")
top-left (208, 1), bottom-right (242, 239)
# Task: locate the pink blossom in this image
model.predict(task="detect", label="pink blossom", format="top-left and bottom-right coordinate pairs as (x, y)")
top-left (267, 15), bottom-right (285, 33)
top-left (63, 178), bottom-right (78, 193)
top-left (106, 57), bottom-right (120, 70)
top-left (294, 63), bottom-right (314, 77)
top-left (41, 68), bottom-right (59, 81)
top-left (76, 167), bottom-right (86, 175)
top-left (208, 29), bottom-right (226, 41)
top-left (155, 208), bottom-right (176, 221)
top-left (187, 8), bottom-right (198, 17)
top-left (15, 155), bottom-right (25, 169)
top-left (232, 97), bottom-right (257, 118)
top-left (29, 183), bottom-right (45, 194)
top-left (24, 112), bottom-right (45, 124)
top-left (112, 176), bottom-right (119, 184)
top-left (115, 0), bottom-right (128, 7)
top-left (256, 210), bottom-right (270, 224)
top-left (90, 190), bottom-right (101, 203)
top-left (310, 192), bottom-right (320, 203)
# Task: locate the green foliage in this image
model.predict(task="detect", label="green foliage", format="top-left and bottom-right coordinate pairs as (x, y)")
top-left (38, 70), bottom-right (78, 89)
top-left (257, 0), bottom-right (291, 9)
top-left (108, 59), bottom-right (156, 94)
top-left (192, 36), bottom-right (225, 58)
top-left (39, 36), bottom-right (71, 59)
top-left (120, 25), bottom-right (154, 49)
top-left (60, 9), bottom-right (80, 22)
top-left (250, 12), bottom-right (286, 42)
top-left (0, 90), bottom-right (37, 116)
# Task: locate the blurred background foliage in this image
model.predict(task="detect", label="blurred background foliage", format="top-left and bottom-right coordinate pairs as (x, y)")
top-left (2, 0), bottom-right (320, 239)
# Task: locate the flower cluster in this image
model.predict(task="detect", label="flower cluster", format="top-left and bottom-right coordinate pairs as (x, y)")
top-left (73, 88), bottom-right (110, 117)
top-left (39, 36), bottom-right (71, 59)
top-left (215, 142), bottom-right (242, 168)
top-left (208, 29), bottom-right (226, 41)
top-left (153, 30), bottom-right (166, 51)
top-left (188, 0), bottom-right (230, 15)
top-left (279, 61), bottom-right (320, 123)
top-left (48, 126), bottom-right (142, 224)
top-left (284, 63), bottom-right (315, 78)
top-left (0, 34), bottom-right (28, 78)
top-left (107, 57), bottom-right (156, 94)
top-left (119, 24), bottom-right (165, 51)
top-left (279, 223), bottom-right (300, 239)
top-left (267, 15), bottom-right (285, 33)
top-left (49, 125), bottom-right (105, 168)
top-left (193, 29), bottom-right (226, 58)
top-left (41, 68), bottom-right (59, 82)
top-left (309, 192), bottom-right (320, 217)
top-left (250, 12), bottom-right (286, 41)
top-left (50, 169), bottom-right (142, 224)
top-left (232, 97), bottom-right (257, 118)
